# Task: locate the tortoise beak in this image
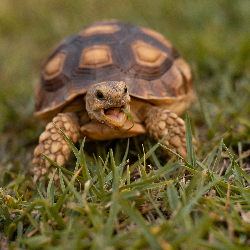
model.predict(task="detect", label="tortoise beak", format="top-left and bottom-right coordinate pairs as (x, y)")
top-left (102, 103), bottom-right (130, 129)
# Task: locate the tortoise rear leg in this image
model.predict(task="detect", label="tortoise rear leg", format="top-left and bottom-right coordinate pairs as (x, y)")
top-left (32, 112), bottom-right (80, 182)
top-left (144, 107), bottom-right (196, 158)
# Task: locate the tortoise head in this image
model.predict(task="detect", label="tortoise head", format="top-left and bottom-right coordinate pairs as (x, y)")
top-left (86, 81), bottom-right (131, 129)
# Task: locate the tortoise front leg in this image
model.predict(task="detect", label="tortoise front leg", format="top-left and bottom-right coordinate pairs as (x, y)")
top-left (32, 112), bottom-right (80, 182)
top-left (144, 107), bottom-right (195, 158)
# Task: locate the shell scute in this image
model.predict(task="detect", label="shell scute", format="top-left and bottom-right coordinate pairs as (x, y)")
top-left (79, 45), bottom-right (113, 68)
top-left (79, 24), bottom-right (121, 36)
top-left (35, 20), bottom-right (193, 118)
top-left (132, 40), bottom-right (166, 66)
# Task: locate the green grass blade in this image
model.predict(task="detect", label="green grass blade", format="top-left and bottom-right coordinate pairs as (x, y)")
top-left (79, 138), bottom-right (91, 183)
top-left (122, 138), bottom-right (130, 164)
top-left (185, 112), bottom-right (196, 168)
top-left (126, 165), bottom-right (130, 186)
top-left (25, 212), bottom-right (40, 231)
top-left (105, 150), bottom-right (119, 238)
top-left (204, 146), bottom-right (217, 169)
top-left (147, 140), bottom-right (163, 169)
top-left (93, 157), bottom-right (105, 197)
top-left (63, 175), bottom-right (85, 206)
top-left (46, 168), bottom-right (57, 200)
top-left (41, 153), bottom-right (75, 176)
top-left (213, 140), bottom-right (223, 172)
top-left (122, 131), bottom-right (171, 180)
top-left (37, 166), bottom-right (52, 193)
top-left (101, 152), bottom-right (110, 175)
top-left (17, 221), bottom-right (23, 239)
top-left (118, 198), bottom-right (162, 250)
top-left (53, 122), bottom-right (80, 161)
top-left (138, 155), bottom-right (147, 180)
top-left (159, 144), bottom-right (195, 171)
top-left (184, 173), bottom-right (201, 199)
top-left (48, 206), bottom-right (66, 230)
top-left (3, 206), bottom-right (11, 234)
top-left (167, 181), bottom-right (180, 213)
top-left (59, 169), bottom-right (66, 192)
top-left (79, 155), bottom-right (90, 183)
top-left (233, 160), bottom-right (250, 186)
top-left (143, 191), bottom-right (166, 221)
top-left (103, 157), bottom-right (127, 184)
top-left (120, 108), bottom-right (134, 133)
top-left (222, 142), bottom-right (246, 186)
top-left (182, 175), bottom-right (224, 216)
top-left (238, 186), bottom-right (250, 206)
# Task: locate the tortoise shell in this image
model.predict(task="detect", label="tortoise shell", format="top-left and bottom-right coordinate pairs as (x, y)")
top-left (35, 20), bottom-right (192, 118)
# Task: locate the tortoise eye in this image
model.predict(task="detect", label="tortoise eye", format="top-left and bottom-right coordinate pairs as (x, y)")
top-left (124, 86), bottom-right (127, 93)
top-left (96, 91), bottom-right (104, 99)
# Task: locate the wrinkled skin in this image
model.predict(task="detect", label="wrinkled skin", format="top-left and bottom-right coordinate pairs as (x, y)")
top-left (86, 81), bottom-right (130, 129)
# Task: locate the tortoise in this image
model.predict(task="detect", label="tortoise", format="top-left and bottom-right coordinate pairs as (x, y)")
top-left (33, 20), bottom-right (195, 182)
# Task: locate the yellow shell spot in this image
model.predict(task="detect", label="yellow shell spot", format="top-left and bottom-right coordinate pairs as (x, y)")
top-left (137, 45), bottom-right (161, 62)
top-left (79, 45), bottom-right (113, 68)
top-left (79, 24), bottom-right (120, 36)
top-left (140, 26), bottom-right (173, 49)
top-left (132, 40), bottom-right (168, 67)
top-left (43, 52), bottom-right (66, 80)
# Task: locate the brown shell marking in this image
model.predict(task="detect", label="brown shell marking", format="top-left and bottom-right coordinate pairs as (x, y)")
top-left (128, 65), bottom-right (184, 99)
top-left (132, 40), bottom-right (169, 67)
top-left (149, 79), bottom-right (169, 98)
top-left (160, 64), bottom-right (185, 96)
top-left (130, 78), bottom-right (153, 99)
top-left (79, 45), bottom-right (113, 68)
top-left (79, 24), bottom-right (121, 36)
top-left (43, 52), bottom-right (67, 80)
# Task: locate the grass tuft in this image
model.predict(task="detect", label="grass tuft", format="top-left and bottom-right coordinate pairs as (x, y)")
top-left (1, 114), bottom-right (250, 249)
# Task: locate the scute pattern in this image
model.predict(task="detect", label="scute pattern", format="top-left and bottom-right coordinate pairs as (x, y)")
top-left (79, 24), bottom-right (121, 36)
top-left (36, 20), bottom-right (192, 117)
top-left (43, 52), bottom-right (67, 80)
top-left (79, 45), bottom-right (113, 68)
top-left (132, 40), bottom-right (168, 67)
top-left (160, 65), bottom-right (185, 96)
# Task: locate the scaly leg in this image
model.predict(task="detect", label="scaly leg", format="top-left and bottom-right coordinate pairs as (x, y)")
top-left (32, 112), bottom-right (80, 182)
top-left (144, 107), bottom-right (195, 158)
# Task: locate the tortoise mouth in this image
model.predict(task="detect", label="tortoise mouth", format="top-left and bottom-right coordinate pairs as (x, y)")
top-left (102, 104), bottom-right (129, 129)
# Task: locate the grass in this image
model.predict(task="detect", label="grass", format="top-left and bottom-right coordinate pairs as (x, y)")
top-left (1, 0), bottom-right (250, 249)
top-left (1, 121), bottom-right (250, 249)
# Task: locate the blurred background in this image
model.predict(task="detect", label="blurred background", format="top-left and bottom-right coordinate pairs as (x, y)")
top-left (1, 0), bottom-right (250, 177)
